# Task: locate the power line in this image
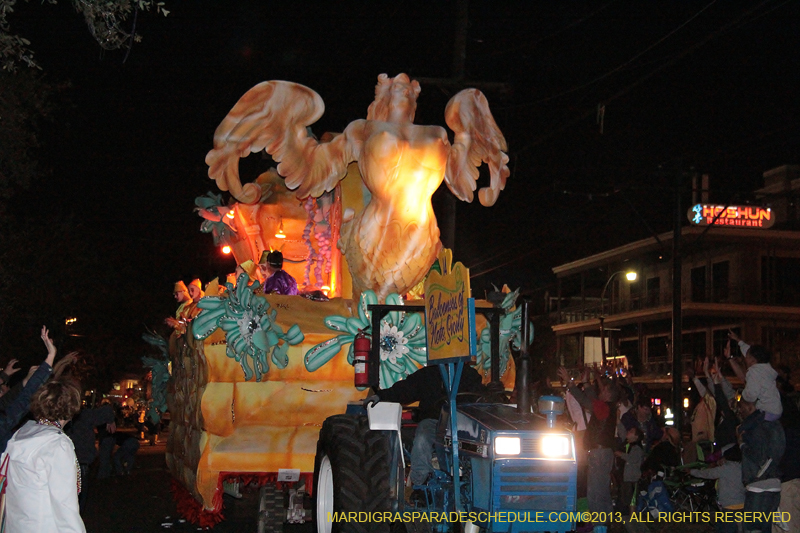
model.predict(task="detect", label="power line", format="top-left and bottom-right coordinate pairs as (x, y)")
top-left (473, 0), bottom-right (620, 60)
top-left (467, 190), bottom-right (605, 276)
top-left (512, 0), bottom-right (783, 156)
top-left (470, 241), bottom-right (550, 279)
top-left (511, 0), bottom-right (719, 109)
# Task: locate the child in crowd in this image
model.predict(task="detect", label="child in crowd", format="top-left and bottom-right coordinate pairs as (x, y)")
top-left (614, 426), bottom-right (645, 515)
top-left (689, 444), bottom-right (745, 533)
top-left (728, 331), bottom-right (782, 421)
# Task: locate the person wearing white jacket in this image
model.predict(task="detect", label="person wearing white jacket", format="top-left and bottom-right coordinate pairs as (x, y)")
top-left (728, 331), bottom-right (782, 421)
top-left (3, 376), bottom-right (85, 533)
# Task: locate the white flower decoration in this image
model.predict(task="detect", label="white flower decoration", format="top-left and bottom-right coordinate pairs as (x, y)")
top-left (191, 273), bottom-right (304, 381)
top-left (305, 291), bottom-right (426, 389)
top-left (379, 323), bottom-right (409, 364)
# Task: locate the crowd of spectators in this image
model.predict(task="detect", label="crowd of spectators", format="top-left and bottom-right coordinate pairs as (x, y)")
top-left (0, 326), bottom-right (152, 532)
top-left (554, 330), bottom-right (798, 533)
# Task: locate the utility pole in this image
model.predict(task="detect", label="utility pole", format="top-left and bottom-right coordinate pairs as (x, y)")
top-left (440, 0), bottom-right (468, 252)
top-left (418, 0), bottom-right (511, 253)
top-left (452, 0), bottom-right (468, 82)
top-left (671, 167), bottom-right (684, 434)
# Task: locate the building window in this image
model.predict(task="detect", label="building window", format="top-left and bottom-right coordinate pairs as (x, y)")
top-left (561, 335), bottom-right (580, 368)
top-left (619, 339), bottom-right (640, 370)
top-left (646, 277), bottom-right (661, 307)
top-left (712, 261), bottom-right (729, 302)
top-left (762, 327), bottom-right (800, 367)
top-left (647, 335), bottom-right (670, 362)
top-left (691, 266), bottom-right (707, 302)
top-left (682, 332), bottom-right (707, 372)
top-left (762, 256), bottom-right (800, 305)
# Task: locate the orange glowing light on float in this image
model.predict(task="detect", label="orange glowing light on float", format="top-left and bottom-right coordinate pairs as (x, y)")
top-left (275, 218), bottom-right (286, 239)
top-left (395, 165), bottom-right (443, 223)
top-left (226, 209), bottom-right (235, 219)
top-left (222, 245), bottom-right (232, 254)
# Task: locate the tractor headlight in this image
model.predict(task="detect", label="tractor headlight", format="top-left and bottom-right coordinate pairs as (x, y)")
top-left (541, 435), bottom-right (570, 457)
top-left (494, 436), bottom-right (521, 455)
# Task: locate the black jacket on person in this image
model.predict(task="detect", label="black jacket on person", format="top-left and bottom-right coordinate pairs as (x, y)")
top-left (740, 409), bottom-right (785, 486)
top-left (780, 391), bottom-right (800, 482)
top-left (375, 364), bottom-right (486, 421)
top-left (641, 440), bottom-right (681, 474)
top-left (621, 409), bottom-right (663, 453)
top-left (713, 383), bottom-right (738, 449)
top-left (67, 405), bottom-right (115, 465)
top-left (567, 384), bottom-right (617, 449)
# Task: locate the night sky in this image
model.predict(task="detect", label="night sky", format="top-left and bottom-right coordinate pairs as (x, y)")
top-left (3, 0), bottom-right (799, 370)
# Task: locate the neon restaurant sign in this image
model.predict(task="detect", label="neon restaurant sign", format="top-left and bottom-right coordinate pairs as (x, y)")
top-left (688, 204), bottom-right (775, 229)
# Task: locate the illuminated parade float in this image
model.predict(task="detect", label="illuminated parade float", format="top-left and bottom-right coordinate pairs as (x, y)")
top-left (166, 72), bottom-right (511, 515)
top-left (167, 74), bottom-right (576, 532)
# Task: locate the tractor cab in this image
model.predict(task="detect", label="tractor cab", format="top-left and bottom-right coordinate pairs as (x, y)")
top-left (313, 299), bottom-right (577, 533)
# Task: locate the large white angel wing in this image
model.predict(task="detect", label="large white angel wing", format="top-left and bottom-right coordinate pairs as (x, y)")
top-left (444, 89), bottom-right (510, 207)
top-left (206, 81), bottom-right (363, 203)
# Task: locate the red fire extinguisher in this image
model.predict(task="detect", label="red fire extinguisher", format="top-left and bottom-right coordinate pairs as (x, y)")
top-left (353, 329), bottom-right (370, 387)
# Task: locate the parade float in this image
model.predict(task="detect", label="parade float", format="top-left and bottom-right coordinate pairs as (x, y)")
top-left (165, 73), bottom-right (521, 526)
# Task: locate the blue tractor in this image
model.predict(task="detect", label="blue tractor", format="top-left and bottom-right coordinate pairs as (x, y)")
top-left (313, 300), bottom-right (577, 533)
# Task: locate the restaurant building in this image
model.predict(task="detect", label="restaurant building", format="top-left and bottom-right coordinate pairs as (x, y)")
top-left (551, 165), bottom-right (800, 391)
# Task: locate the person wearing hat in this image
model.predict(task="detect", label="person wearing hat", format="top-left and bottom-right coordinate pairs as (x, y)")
top-left (172, 281), bottom-right (191, 318)
top-left (164, 280), bottom-right (202, 335)
top-left (165, 281), bottom-right (193, 331)
top-left (258, 250), bottom-right (298, 295)
top-left (177, 279), bottom-right (206, 323)
top-left (234, 260), bottom-right (258, 284)
top-left (188, 279), bottom-right (204, 302)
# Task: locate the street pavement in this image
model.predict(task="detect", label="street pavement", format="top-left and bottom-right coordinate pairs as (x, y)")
top-left (81, 430), bottom-right (309, 533)
top-left (79, 430), bottom-right (714, 533)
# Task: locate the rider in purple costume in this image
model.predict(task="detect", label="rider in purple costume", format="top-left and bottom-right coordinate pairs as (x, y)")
top-left (259, 250), bottom-right (298, 295)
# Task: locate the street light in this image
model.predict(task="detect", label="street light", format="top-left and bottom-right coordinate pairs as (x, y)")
top-left (599, 270), bottom-right (637, 362)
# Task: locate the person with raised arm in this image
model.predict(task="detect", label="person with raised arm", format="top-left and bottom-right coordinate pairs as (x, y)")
top-left (0, 326), bottom-right (59, 453)
top-left (728, 330), bottom-right (782, 421)
top-left (0, 358), bottom-right (21, 387)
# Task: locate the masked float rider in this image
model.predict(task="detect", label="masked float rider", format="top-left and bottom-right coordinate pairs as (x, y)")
top-left (258, 250), bottom-right (298, 295)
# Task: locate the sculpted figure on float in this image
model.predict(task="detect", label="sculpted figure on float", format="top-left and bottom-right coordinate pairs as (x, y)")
top-left (206, 73), bottom-right (509, 301)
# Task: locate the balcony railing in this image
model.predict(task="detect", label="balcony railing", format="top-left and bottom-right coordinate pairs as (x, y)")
top-left (555, 282), bottom-right (794, 325)
top-left (558, 361), bottom-right (742, 384)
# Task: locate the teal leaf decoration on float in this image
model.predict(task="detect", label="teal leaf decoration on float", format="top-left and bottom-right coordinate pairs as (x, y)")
top-left (192, 274), bottom-right (304, 381)
top-left (476, 288), bottom-right (531, 379)
top-left (141, 331), bottom-right (170, 424)
top-left (194, 192), bottom-right (238, 246)
top-left (304, 290), bottom-right (427, 388)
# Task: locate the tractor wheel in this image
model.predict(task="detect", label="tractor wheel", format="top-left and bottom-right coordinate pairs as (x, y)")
top-left (314, 414), bottom-right (404, 533)
top-left (257, 483), bottom-right (285, 533)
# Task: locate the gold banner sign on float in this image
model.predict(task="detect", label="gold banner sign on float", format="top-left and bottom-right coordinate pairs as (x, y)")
top-left (424, 251), bottom-right (474, 363)
top-left (688, 204), bottom-right (775, 229)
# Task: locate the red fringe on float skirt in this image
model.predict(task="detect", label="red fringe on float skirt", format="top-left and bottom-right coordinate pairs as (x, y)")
top-left (170, 472), bottom-right (314, 528)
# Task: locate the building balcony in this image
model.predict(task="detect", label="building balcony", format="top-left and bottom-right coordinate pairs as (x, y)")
top-left (554, 282), bottom-right (800, 326)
